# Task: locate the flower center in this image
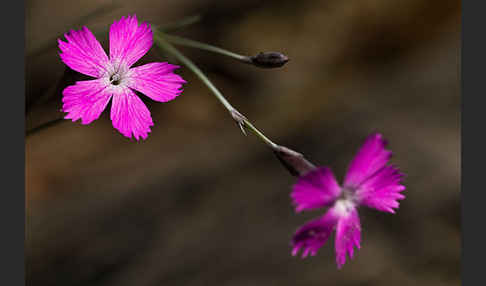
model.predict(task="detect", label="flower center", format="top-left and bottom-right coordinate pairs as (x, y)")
top-left (338, 186), bottom-right (356, 202)
top-left (109, 73), bottom-right (122, 86)
top-left (334, 199), bottom-right (355, 216)
top-left (332, 187), bottom-right (358, 216)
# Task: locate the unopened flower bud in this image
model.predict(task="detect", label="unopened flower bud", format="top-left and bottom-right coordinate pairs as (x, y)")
top-left (249, 52), bottom-right (289, 68)
top-left (273, 145), bottom-right (316, 177)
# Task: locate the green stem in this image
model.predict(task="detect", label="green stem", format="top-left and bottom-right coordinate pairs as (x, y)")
top-left (158, 15), bottom-right (202, 32)
top-left (154, 31), bottom-right (234, 112)
top-left (153, 30), bottom-right (278, 148)
top-left (163, 34), bottom-right (251, 63)
top-left (243, 120), bottom-right (278, 148)
top-left (26, 118), bottom-right (64, 136)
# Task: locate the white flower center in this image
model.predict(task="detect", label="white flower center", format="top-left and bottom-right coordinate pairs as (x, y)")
top-left (333, 199), bottom-right (355, 216)
top-left (104, 62), bottom-right (131, 88)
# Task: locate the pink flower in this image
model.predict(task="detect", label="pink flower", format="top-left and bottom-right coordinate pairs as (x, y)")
top-left (58, 15), bottom-right (186, 140)
top-left (290, 133), bottom-right (406, 268)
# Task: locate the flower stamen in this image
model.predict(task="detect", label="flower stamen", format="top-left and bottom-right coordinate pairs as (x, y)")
top-left (110, 73), bottom-right (121, 85)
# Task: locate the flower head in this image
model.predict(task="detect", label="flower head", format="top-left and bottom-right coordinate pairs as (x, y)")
top-left (290, 133), bottom-right (405, 268)
top-left (58, 15), bottom-right (186, 140)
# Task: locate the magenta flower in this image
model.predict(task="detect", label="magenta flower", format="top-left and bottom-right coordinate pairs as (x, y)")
top-left (58, 15), bottom-right (186, 140)
top-left (290, 133), bottom-right (405, 268)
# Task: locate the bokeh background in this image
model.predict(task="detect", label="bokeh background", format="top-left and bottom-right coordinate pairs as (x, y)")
top-left (26, 0), bottom-right (460, 285)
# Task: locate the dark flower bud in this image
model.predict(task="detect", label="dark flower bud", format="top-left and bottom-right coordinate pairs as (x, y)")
top-left (273, 145), bottom-right (317, 177)
top-left (249, 52), bottom-right (289, 68)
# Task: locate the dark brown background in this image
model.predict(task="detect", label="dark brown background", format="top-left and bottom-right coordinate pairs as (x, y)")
top-left (26, 0), bottom-right (460, 285)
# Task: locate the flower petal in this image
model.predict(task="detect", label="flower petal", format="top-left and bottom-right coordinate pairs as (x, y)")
top-left (291, 167), bottom-right (341, 212)
top-left (291, 210), bottom-right (338, 258)
top-left (109, 15), bottom-right (152, 69)
top-left (110, 88), bottom-right (154, 140)
top-left (333, 204), bottom-right (361, 269)
top-left (126, 62), bottom-right (185, 102)
top-left (62, 79), bottom-right (112, 124)
top-left (344, 133), bottom-right (392, 188)
top-left (58, 27), bottom-right (110, 78)
top-left (355, 165), bottom-right (406, 213)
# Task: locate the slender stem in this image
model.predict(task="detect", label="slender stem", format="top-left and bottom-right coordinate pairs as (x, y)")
top-left (158, 15), bottom-right (202, 32)
top-left (153, 30), bottom-right (278, 148)
top-left (163, 34), bottom-right (251, 63)
top-left (26, 117), bottom-right (64, 136)
top-left (153, 31), bottom-right (234, 112)
top-left (243, 120), bottom-right (278, 148)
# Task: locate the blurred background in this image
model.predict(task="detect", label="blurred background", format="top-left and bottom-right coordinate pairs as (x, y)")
top-left (25, 0), bottom-right (460, 285)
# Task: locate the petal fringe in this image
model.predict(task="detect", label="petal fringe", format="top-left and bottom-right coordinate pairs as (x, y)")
top-left (58, 27), bottom-right (110, 78)
top-left (109, 14), bottom-right (152, 70)
top-left (344, 133), bottom-right (392, 188)
top-left (126, 62), bottom-right (185, 102)
top-left (62, 79), bottom-right (112, 124)
top-left (356, 165), bottom-right (406, 213)
top-left (334, 205), bottom-right (361, 269)
top-left (291, 210), bottom-right (338, 258)
top-left (110, 88), bottom-right (154, 140)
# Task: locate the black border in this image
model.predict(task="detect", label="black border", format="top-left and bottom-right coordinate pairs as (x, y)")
top-left (2, 0), bottom-right (25, 284)
top-left (463, 1), bottom-right (482, 285)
